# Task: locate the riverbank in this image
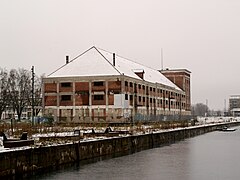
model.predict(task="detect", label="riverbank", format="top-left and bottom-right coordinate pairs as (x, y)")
top-left (0, 121), bottom-right (240, 178)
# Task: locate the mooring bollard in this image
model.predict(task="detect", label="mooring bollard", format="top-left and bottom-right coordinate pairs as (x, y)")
top-left (80, 131), bottom-right (84, 138)
top-left (0, 136), bottom-right (3, 147)
top-left (74, 130), bottom-right (80, 136)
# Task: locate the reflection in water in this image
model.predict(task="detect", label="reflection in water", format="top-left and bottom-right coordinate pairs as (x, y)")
top-left (34, 127), bottom-right (240, 180)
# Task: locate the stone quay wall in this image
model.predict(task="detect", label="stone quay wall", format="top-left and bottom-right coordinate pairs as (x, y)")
top-left (1, 122), bottom-right (239, 177)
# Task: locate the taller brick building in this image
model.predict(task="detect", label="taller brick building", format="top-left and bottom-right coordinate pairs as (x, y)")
top-left (42, 46), bottom-right (191, 123)
top-left (160, 69), bottom-right (191, 112)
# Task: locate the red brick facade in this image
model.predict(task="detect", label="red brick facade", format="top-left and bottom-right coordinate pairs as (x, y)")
top-left (160, 69), bottom-right (191, 111)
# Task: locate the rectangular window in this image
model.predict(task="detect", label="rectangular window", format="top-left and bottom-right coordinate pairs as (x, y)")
top-left (93, 81), bottom-right (104, 86)
top-left (142, 85), bottom-right (145, 90)
top-left (153, 88), bottom-right (155, 92)
top-left (139, 96), bottom-right (142, 102)
top-left (61, 95), bottom-right (71, 101)
top-left (125, 94), bottom-right (128, 100)
top-left (143, 97), bottom-right (145, 102)
top-left (130, 95), bottom-right (133, 101)
top-left (94, 95), bottom-right (104, 100)
top-left (125, 81), bottom-right (128, 87)
top-left (138, 84), bottom-right (141, 89)
top-left (130, 82), bottom-right (133, 87)
top-left (150, 87), bottom-right (152, 91)
top-left (61, 82), bottom-right (71, 87)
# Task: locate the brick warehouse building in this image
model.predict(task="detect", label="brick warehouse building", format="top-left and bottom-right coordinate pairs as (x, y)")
top-left (42, 46), bottom-right (191, 123)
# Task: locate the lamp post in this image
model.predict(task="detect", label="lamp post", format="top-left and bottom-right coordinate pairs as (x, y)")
top-left (31, 66), bottom-right (34, 126)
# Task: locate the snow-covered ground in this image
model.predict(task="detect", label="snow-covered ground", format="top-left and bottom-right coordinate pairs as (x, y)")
top-left (197, 116), bottom-right (240, 124)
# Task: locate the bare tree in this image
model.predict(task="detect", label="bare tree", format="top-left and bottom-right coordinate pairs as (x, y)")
top-left (8, 68), bottom-right (32, 121)
top-left (33, 74), bottom-right (44, 116)
top-left (192, 103), bottom-right (209, 117)
top-left (0, 68), bottom-right (9, 119)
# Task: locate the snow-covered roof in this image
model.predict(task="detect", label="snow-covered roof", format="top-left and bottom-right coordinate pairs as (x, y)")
top-left (48, 47), bottom-right (120, 78)
top-left (48, 46), bottom-right (182, 91)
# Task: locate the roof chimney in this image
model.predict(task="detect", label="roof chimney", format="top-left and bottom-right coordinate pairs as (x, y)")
top-left (113, 53), bottom-right (115, 66)
top-left (66, 56), bottom-right (69, 64)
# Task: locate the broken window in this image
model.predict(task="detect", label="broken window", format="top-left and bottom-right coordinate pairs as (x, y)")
top-left (93, 81), bottom-right (104, 86)
top-left (61, 95), bottom-right (71, 101)
top-left (61, 82), bottom-right (71, 87)
top-left (94, 95), bottom-right (104, 100)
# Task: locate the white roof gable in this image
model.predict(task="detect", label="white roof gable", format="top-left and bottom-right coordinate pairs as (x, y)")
top-left (48, 46), bottom-right (182, 91)
top-left (48, 47), bottom-right (120, 77)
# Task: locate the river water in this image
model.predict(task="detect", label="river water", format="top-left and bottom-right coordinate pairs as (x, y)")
top-left (34, 126), bottom-right (240, 180)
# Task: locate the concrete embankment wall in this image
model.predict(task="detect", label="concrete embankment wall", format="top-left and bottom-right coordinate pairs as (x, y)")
top-left (1, 122), bottom-right (239, 177)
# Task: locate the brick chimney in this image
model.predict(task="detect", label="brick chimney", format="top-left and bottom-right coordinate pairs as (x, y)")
top-left (113, 53), bottom-right (115, 66)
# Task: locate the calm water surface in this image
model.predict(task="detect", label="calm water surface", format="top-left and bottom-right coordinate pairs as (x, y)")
top-left (34, 127), bottom-right (240, 180)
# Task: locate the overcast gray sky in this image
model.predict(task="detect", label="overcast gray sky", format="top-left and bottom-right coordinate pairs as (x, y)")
top-left (1, 0), bottom-right (240, 110)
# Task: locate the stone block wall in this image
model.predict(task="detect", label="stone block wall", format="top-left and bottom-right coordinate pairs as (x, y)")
top-left (1, 122), bottom-right (240, 178)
